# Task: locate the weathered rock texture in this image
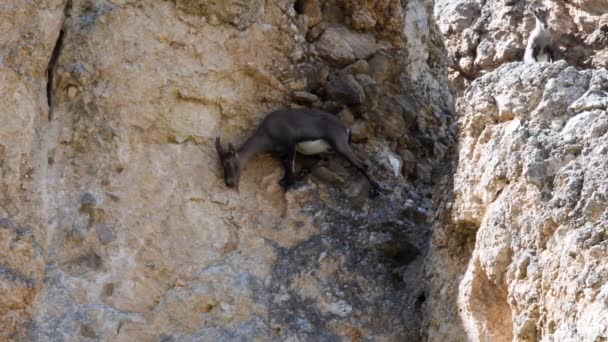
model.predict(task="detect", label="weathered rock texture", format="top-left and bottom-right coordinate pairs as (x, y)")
top-left (6, 0), bottom-right (606, 340)
top-left (425, 61), bottom-right (608, 341)
top-left (435, 0), bottom-right (608, 94)
top-left (1, 0), bottom-right (454, 340)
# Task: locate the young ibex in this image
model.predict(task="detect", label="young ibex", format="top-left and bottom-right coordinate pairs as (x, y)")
top-left (215, 108), bottom-right (381, 197)
top-left (524, 3), bottom-right (555, 63)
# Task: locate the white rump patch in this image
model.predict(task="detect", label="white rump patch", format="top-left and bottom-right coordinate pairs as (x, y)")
top-left (296, 139), bottom-right (331, 155)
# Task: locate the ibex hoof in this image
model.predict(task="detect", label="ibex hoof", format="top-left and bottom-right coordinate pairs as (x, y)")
top-left (297, 168), bottom-right (311, 179)
top-left (279, 177), bottom-right (295, 191)
top-left (369, 186), bottom-right (379, 198)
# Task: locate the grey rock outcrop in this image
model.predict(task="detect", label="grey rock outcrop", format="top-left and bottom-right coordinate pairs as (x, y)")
top-left (425, 61), bottom-right (608, 341)
top-left (435, 0), bottom-right (608, 94)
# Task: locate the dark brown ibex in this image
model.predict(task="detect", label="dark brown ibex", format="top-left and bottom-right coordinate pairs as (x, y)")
top-left (215, 108), bottom-right (380, 197)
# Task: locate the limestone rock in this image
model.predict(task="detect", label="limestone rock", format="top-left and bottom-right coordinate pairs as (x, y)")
top-left (349, 120), bottom-right (374, 142)
top-left (351, 7), bottom-right (377, 31)
top-left (295, 0), bottom-right (322, 28)
top-left (326, 74), bottom-right (366, 106)
top-left (338, 107), bottom-right (355, 125)
top-left (315, 25), bottom-right (384, 66)
top-left (299, 62), bottom-right (329, 92)
top-left (355, 74), bottom-right (379, 110)
top-left (425, 62), bottom-right (608, 342)
top-left (292, 91), bottom-right (319, 104)
top-left (435, 0), bottom-right (608, 94)
top-left (176, 0), bottom-right (265, 30)
top-left (368, 50), bottom-right (399, 84)
top-left (343, 59), bottom-right (369, 75)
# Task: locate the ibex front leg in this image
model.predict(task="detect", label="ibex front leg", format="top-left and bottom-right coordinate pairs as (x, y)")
top-left (279, 142), bottom-right (296, 190)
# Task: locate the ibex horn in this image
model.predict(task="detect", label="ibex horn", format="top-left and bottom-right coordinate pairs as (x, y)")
top-left (215, 137), bottom-right (225, 157)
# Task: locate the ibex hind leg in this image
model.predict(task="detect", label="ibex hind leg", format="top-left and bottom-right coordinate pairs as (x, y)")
top-left (328, 135), bottom-right (380, 198)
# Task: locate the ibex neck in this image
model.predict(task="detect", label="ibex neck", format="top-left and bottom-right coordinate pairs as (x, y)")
top-left (237, 133), bottom-right (270, 167)
top-left (535, 17), bottom-right (547, 30)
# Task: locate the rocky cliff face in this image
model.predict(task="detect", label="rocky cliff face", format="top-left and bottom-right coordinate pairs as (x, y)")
top-left (435, 0), bottom-right (608, 94)
top-left (1, 0), bottom-right (453, 340)
top-left (425, 0), bottom-right (608, 339)
top-left (424, 61), bottom-right (608, 342)
top-left (2, 0), bottom-right (607, 341)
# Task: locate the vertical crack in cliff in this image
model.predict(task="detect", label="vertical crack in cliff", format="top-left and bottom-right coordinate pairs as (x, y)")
top-left (46, 29), bottom-right (64, 121)
top-left (46, 0), bottom-right (72, 121)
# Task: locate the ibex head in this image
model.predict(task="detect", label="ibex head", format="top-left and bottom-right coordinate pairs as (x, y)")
top-left (527, 3), bottom-right (548, 27)
top-left (215, 137), bottom-right (241, 190)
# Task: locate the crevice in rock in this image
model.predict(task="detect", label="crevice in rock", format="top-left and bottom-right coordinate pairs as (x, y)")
top-left (46, 0), bottom-right (72, 121)
top-left (46, 29), bottom-right (64, 121)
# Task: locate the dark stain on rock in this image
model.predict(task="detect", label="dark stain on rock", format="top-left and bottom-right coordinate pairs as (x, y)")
top-left (63, 252), bottom-right (103, 276)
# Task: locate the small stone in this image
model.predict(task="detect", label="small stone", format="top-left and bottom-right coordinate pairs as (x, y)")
top-left (296, 14), bottom-right (309, 35)
top-left (68, 86), bottom-right (78, 98)
top-left (524, 161), bottom-right (547, 187)
top-left (208, 14), bottom-right (220, 26)
top-left (458, 57), bottom-right (475, 76)
top-left (385, 153), bottom-right (402, 176)
top-left (289, 45), bottom-right (305, 62)
top-left (299, 62), bottom-right (329, 92)
top-left (349, 120), bottom-right (373, 142)
top-left (312, 166), bottom-right (344, 186)
top-left (338, 108), bottom-right (355, 125)
top-left (315, 27), bottom-right (356, 66)
top-left (368, 50), bottom-right (398, 83)
top-left (321, 101), bottom-right (343, 114)
top-left (415, 163), bottom-right (431, 182)
top-left (391, 95), bottom-right (421, 129)
top-left (351, 8), bottom-right (376, 31)
top-left (344, 178), bottom-right (371, 201)
top-left (326, 74), bottom-right (366, 105)
top-left (285, 77), bottom-right (307, 91)
top-left (318, 252), bottom-right (327, 262)
top-left (292, 91), bottom-right (319, 104)
top-left (315, 25), bottom-right (383, 65)
top-left (220, 302), bottom-right (235, 318)
top-left (325, 300), bottom-right (352, 317)
top-left (355, 74), bottom-right (379, 110)
top-left (378, 109), bottom-right (405, 141)
top-left (80, 192), bottom-right (97, 209)
top-left (343, 60), bottom-right (369, 75)
top-left (306, 21), bottom-right (327, 42)
top-left (295, 0), bottom-right (322, 27)
top-left (399, 150), bottom-right (416, 176)
top-left (0, 217), bottom-right (17, 230)
top-left (102, 283), bottom-right (114, 297)
top-left (95, 224), bottom-right (116, 245)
